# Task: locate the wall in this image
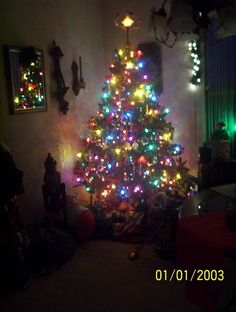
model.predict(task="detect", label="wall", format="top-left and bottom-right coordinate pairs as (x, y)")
top-left (0, 0), bottom-right (105, 223)
top-left (101, 0), bottom-right (205, 175)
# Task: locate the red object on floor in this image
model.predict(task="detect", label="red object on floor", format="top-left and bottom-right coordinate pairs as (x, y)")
top-left (176, 210), bottom-right (236, 311)
top-left (74, 210), bottom-right (95, 241)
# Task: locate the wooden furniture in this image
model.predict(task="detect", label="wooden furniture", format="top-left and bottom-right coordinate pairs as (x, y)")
top-left (177, 210), bottom-right (236, 311)
top-left (198, 159), bottom-right (236, 191)
top-left (42, 154), bottom-right (67, 224)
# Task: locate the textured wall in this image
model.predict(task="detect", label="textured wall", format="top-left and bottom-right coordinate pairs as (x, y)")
top-left (101, 0), bottom-right (205, 176)
top-left (0, 0), bottom-right (105, 223)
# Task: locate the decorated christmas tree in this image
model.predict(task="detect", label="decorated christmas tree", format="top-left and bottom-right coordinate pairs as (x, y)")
top-left (74, 12), bottom-right (189, 208)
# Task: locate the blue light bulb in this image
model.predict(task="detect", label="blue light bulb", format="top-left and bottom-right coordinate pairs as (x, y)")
top-left (138, 62), bottom-right (144, 68)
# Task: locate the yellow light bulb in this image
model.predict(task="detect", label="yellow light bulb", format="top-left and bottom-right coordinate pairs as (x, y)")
top-left (101, 190), bottom-right (108, 197)
top-left (163, 133), bottom-right (171, 141)
top-left (111, 77), bottom-right (117, 85)
top-left (14, 96), bottom-right (19, 104)
top-left (126, 61), bottom-right (134, 69)
top-left (96, 129), bottom-right (102, 136)
top-left (176, 173), bottom-right (181, 180)
top-left (77, 152), bottom-right (83, 158)
top-left (118, 49), bottom-right (123, 56)
top-left (115, 148), bottom-right (121, 155)
top-left (121, 15), bottom-right (134, 28)
top-left (111, 184), bottom-right (116, 189)
top-left (134, 89), bottom-right (144, 98)
top-left (149, 109), bottom-right (153, 116)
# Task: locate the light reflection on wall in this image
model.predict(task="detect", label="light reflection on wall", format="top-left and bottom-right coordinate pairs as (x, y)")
top-left (59, 144), bottom-right (77, 184)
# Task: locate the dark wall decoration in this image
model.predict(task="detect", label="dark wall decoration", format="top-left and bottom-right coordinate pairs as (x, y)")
top-left (5, 46), bottom-right (47, 114)
top-left (137, 42), bottom-right (163, 95)
top-left (71, 56), bottom-right (86, 96)
top-left (50, 41), bottom-right (69, 115)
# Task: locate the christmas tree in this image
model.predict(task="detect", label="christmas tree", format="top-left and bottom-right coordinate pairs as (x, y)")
top-left (74, 12), bottom-right (189, 207)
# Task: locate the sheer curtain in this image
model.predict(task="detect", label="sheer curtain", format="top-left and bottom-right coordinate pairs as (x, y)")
top-left (206, 34), bottom-right (236, 156)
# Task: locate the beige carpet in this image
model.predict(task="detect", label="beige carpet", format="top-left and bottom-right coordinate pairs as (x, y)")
top-left (0, 240), bottom-right (201, 312)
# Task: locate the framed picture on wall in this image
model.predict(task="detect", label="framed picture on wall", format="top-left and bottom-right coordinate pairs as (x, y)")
top-left (5, 46), bottom-right (47, 114)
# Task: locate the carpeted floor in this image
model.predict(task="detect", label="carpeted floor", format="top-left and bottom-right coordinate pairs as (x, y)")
top-left (0, 240), bottom-right (201, 312)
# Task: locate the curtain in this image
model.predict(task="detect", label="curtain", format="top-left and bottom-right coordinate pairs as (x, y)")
top-left (206, 34), bottom-right (236, 156)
